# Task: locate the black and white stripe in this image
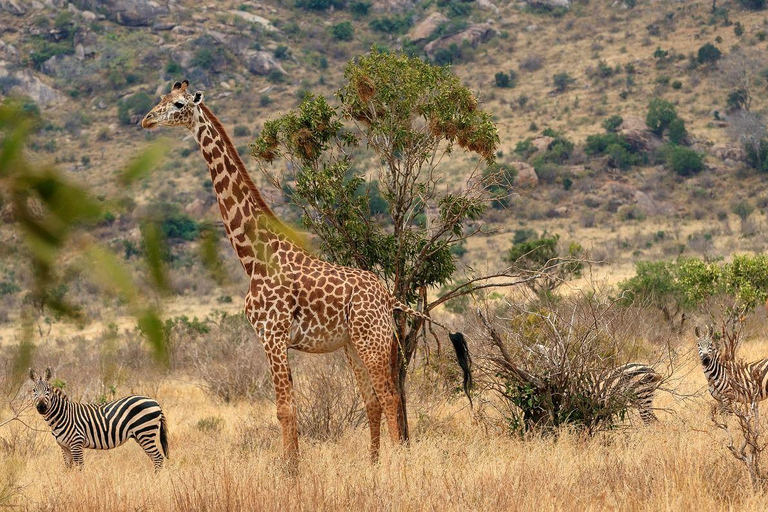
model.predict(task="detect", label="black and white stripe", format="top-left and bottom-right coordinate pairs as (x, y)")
top-left (30, 368), bottom-right (169, 470)
top-left (589, 363), bottom-right (662, 424)
top-left (696, 326), bottom-right (768, 407)
top-left (532, 344), bottom-right (661, 424)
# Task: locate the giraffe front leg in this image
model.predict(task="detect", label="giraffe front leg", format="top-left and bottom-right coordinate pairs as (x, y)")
top-left (344, 344), bottom-right (382, 463)
top-left (263, 333), bottom-right (299, 466)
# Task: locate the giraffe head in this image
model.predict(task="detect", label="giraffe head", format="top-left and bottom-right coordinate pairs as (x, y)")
top-left (141, 80), bottom-right (204, 130)
top-left (28, 367), bottom-right (53, 414)
top-left (695, 325), bottom-right (717, 366)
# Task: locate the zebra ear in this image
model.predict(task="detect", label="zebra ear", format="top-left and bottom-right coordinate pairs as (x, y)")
top-left (694, 326), bottom-right (700, 338)
top-left (29, 368), bottom-right (36, 381)
top-left (44, 367), bottom-right (52, 381)
top-left (708, 325), bottom-right (714, 338)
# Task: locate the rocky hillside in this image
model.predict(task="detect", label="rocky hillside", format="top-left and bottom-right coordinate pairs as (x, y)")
top-left (1, 0), bottom-right (768, 296)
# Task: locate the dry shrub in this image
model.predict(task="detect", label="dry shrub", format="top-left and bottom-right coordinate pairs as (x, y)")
top-left (176, 313), bottom-right (271, 403)
top-left (471, 291), bottom-right (673, 435)
top-left (293, 352), bottom-right (365, 441)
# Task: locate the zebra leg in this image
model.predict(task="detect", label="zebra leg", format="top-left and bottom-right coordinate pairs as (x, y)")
top-left (59, 445), bottom-right (73, 468)
top-left (639, 407), bottom-right (658, 424)
top-left (70, 443), bottom-right (85, 468)
top-left (135, 432), bottom-right (164, 471)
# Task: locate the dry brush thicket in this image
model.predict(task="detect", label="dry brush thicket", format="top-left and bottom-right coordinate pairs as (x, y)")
top-left (3, 302), bottom-right (768, 510)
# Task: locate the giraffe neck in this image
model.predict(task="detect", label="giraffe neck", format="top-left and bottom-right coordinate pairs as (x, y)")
top-left (191, 103), bottom-right (298, 276)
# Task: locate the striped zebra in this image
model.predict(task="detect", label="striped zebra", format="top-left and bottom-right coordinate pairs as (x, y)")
top-left (530, 344), bottom-right (661, 424)
top-left (588, 363), bottom-right (662, 424)
top-left (696, 325), bottom-right (768, 408)
top-left (29, 368), bottom-right (169, 470)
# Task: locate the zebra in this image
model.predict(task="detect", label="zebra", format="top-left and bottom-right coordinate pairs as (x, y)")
top-left (29, 367), bottom-right (169, 470)
top-left (587, 362), bottom-right (662, 424)
top-left (695, 325), bottom-right (768, 408)
top-left (530, 344), bottom-right (662, 424)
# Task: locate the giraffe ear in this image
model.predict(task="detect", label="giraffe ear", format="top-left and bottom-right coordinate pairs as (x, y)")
top-left (193, 91), bottom-right (204, 105)
top-left (29, 368), bottom-right (36, 381)
top-left (45, 367), bottom-right (52, 381)
top-left (172, 81), bottom-right (183, 91)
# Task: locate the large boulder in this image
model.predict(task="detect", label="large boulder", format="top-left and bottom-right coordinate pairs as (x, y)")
top-left (228, 9), bottom-right (275, 31)
top-left (424, 23), bottom-right (496, 58)
top-left (0, 39), bottom-right (19, 63)
top-left (527, 0), bottom-right (570, 8)
top-left (73, 0), bottom-right (167, 26)
top-left (617, 116), bottom-right (663, 152)
top-left (513, 162), bottom-right (538, 188)
top-left (711, 143), bottom-right (746, 163)
top-left (0, 62), bottom-right (64, 106)
top-left (244, 50), bottom-right (285, 76)
top-left (407, 12), bottom-right (448, 44)
top-left (0, 0), bottom-right (27, 15)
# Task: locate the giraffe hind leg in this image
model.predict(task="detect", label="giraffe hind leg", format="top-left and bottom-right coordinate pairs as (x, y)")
top-left (262, 333), bottom-right (299, 466)
top-left (344, 344), bottom-right (382, 463)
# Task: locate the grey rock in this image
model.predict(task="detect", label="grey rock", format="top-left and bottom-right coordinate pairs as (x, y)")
top-left (617, 116), bottom-right (663, 152)
top-left (73, 0), bottom-right (168, 27)
top-left (244, 50), bottom-right (285, 76)
top-left (424, 23), bottom-right (496, 58)
top-left (526, 0), bottom-right (570, 8)
top-left (0, 62), bottom-right (65, 106)
top-left (513, 162), bottom-right (538, 188)
top-left (711, 143), bottom-right (746, 162)
top-left (228, 9), bottom-right (275, 31)
top-left (408, 12), bottom-right (448, 44)
top-left (0, 0), bottom-right (27, 15)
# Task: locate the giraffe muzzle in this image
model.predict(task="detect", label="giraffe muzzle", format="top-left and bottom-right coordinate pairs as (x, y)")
top-left (141, 113), bottom-right (157, 129)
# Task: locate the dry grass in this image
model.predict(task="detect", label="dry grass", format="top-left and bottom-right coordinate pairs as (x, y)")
top-left (3, 332), bottom-right (768, 511)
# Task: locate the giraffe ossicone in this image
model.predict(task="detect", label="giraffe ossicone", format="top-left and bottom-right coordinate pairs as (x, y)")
top-left (141, 80), bottom-right (472, 464)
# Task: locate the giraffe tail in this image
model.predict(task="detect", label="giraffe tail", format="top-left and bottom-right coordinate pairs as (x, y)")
top-left (449, 332), bottom-right (473, 406)
top-left (160, 413), bottom-right (169, 460)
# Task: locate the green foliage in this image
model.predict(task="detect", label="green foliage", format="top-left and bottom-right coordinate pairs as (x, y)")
top-left (744, 138), bottom-right (768, 172)
top-left (726, 89), bottom-right (750, 111)
top-left (483, 163), bottom-right (518, 209)
top-left (330, 21), bottom-right (354, 41)
top-left (533, 129), bottom-right (574, 165)
top-left (148, 203), bottom-right (200, 241)
top-left (494, 70), bottom-right (518, 88)
top-left (233, 125), bottom-right (251, 137)
top-left (165, 60), bottom-right (182, 76)
top-left (602, 115), bottom-right (623, 133)
top-left (731, 200), bottom-right (755, 221)
top-left (667, 118), bottom-right (687, 145)
top-left (295, 0), bottom-right (345, 10)
top-left (664, 144), bottom-right (703, 176)
top-left (584, 133), bottom-right (641, 170)
top-left (697, 43), bottom-right (723, 65)
top-left (273, 45), bottom-right (290, 60)
top-left (0, 99), bottom-right (167, 361)
top-left (552, 72), bottom-right (575, 93)
top-left (368, 15), bottom-right (411, 34)
top-left (621, 255), bottom-right (768, 324)
top-left (350, 0), bottom-right (371, 17)
top-left (646, 98), bottom-right (678, 136)
top-left (117, 92), bottom-right (153, 125)
top-left (505, 233), bottom-right (583, 295)
top-left (738, 0), bottom-right (766, 10)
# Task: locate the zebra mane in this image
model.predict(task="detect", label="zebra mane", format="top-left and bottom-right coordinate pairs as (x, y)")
top-left (50, 385), bottom-right (69, 401)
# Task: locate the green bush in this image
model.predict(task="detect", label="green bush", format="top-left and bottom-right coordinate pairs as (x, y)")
top-left (744, 138), bottom-right (768, 172)
top-left (646, 98), bottom-right (678, 136)
top-left (602, 115), bottom-right (623, 133)
top-left (553, 72), bottom-right (575, 93)
top-left (726, 89), bottom-right (749, 111)
top-left (274, 45), bottom-right (290, 60)
top-left (697, 43), bottom-right (722, 65)
top-left (665, 145), bottom-right (703, 176)
top-left (738, 0), bottom-right (766, 10)
top-left (295, 0), bottom-right (345, 10)
top-left (731, 200), bottom-right (755, 221)
top-left (350, 0), bottom-right (371, 16)
top-left (667, 118), bottom-right (687, 145)
top-left (495, 71), bottom-right (517, 88)
top-left (368, 15), bottom-right (411, 34)
top-left (330, 21), bottom-right (354, 41)
top-left (117, 92), bottom-right (154, 125)
top-left (233, 125), bottom-right (251, 137)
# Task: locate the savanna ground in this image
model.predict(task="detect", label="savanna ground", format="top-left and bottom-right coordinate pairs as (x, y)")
top-left (3, 302), bottom-right (768, 511)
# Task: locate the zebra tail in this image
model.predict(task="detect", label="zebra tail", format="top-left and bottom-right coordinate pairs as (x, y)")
top-left (449, 332), bottom-right (473, 406)
top-left (160, 414), bottom-right (169, 460)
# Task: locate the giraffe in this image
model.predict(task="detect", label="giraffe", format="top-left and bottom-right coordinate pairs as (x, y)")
top-left (141, 80), bottom-right (472, 464)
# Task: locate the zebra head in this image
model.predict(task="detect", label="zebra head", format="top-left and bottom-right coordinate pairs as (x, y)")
top-left (695, 325), bottom-right (717, 366)
top-left (29, 367), bottom-right (53, 414)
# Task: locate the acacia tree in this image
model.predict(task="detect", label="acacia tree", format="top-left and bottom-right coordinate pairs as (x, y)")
top-left (252, 49), bottom-right (512, 438)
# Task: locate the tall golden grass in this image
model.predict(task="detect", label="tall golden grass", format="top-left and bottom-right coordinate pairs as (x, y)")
top-left (2, 343), bottom-right (768, 512)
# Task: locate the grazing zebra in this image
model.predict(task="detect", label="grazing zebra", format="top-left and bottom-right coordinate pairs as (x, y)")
top-left (29, 368), bottom-right (169, 470)
top-left (531, 344), bottom-right (662, 424)
top-left (696, 325), bottom-right (768, 408)
top-left (588, 363), bottom-right (662, 424)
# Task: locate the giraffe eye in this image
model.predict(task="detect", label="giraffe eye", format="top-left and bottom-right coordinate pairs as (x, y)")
top-left (174, 101), bottom-right (185, 109)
